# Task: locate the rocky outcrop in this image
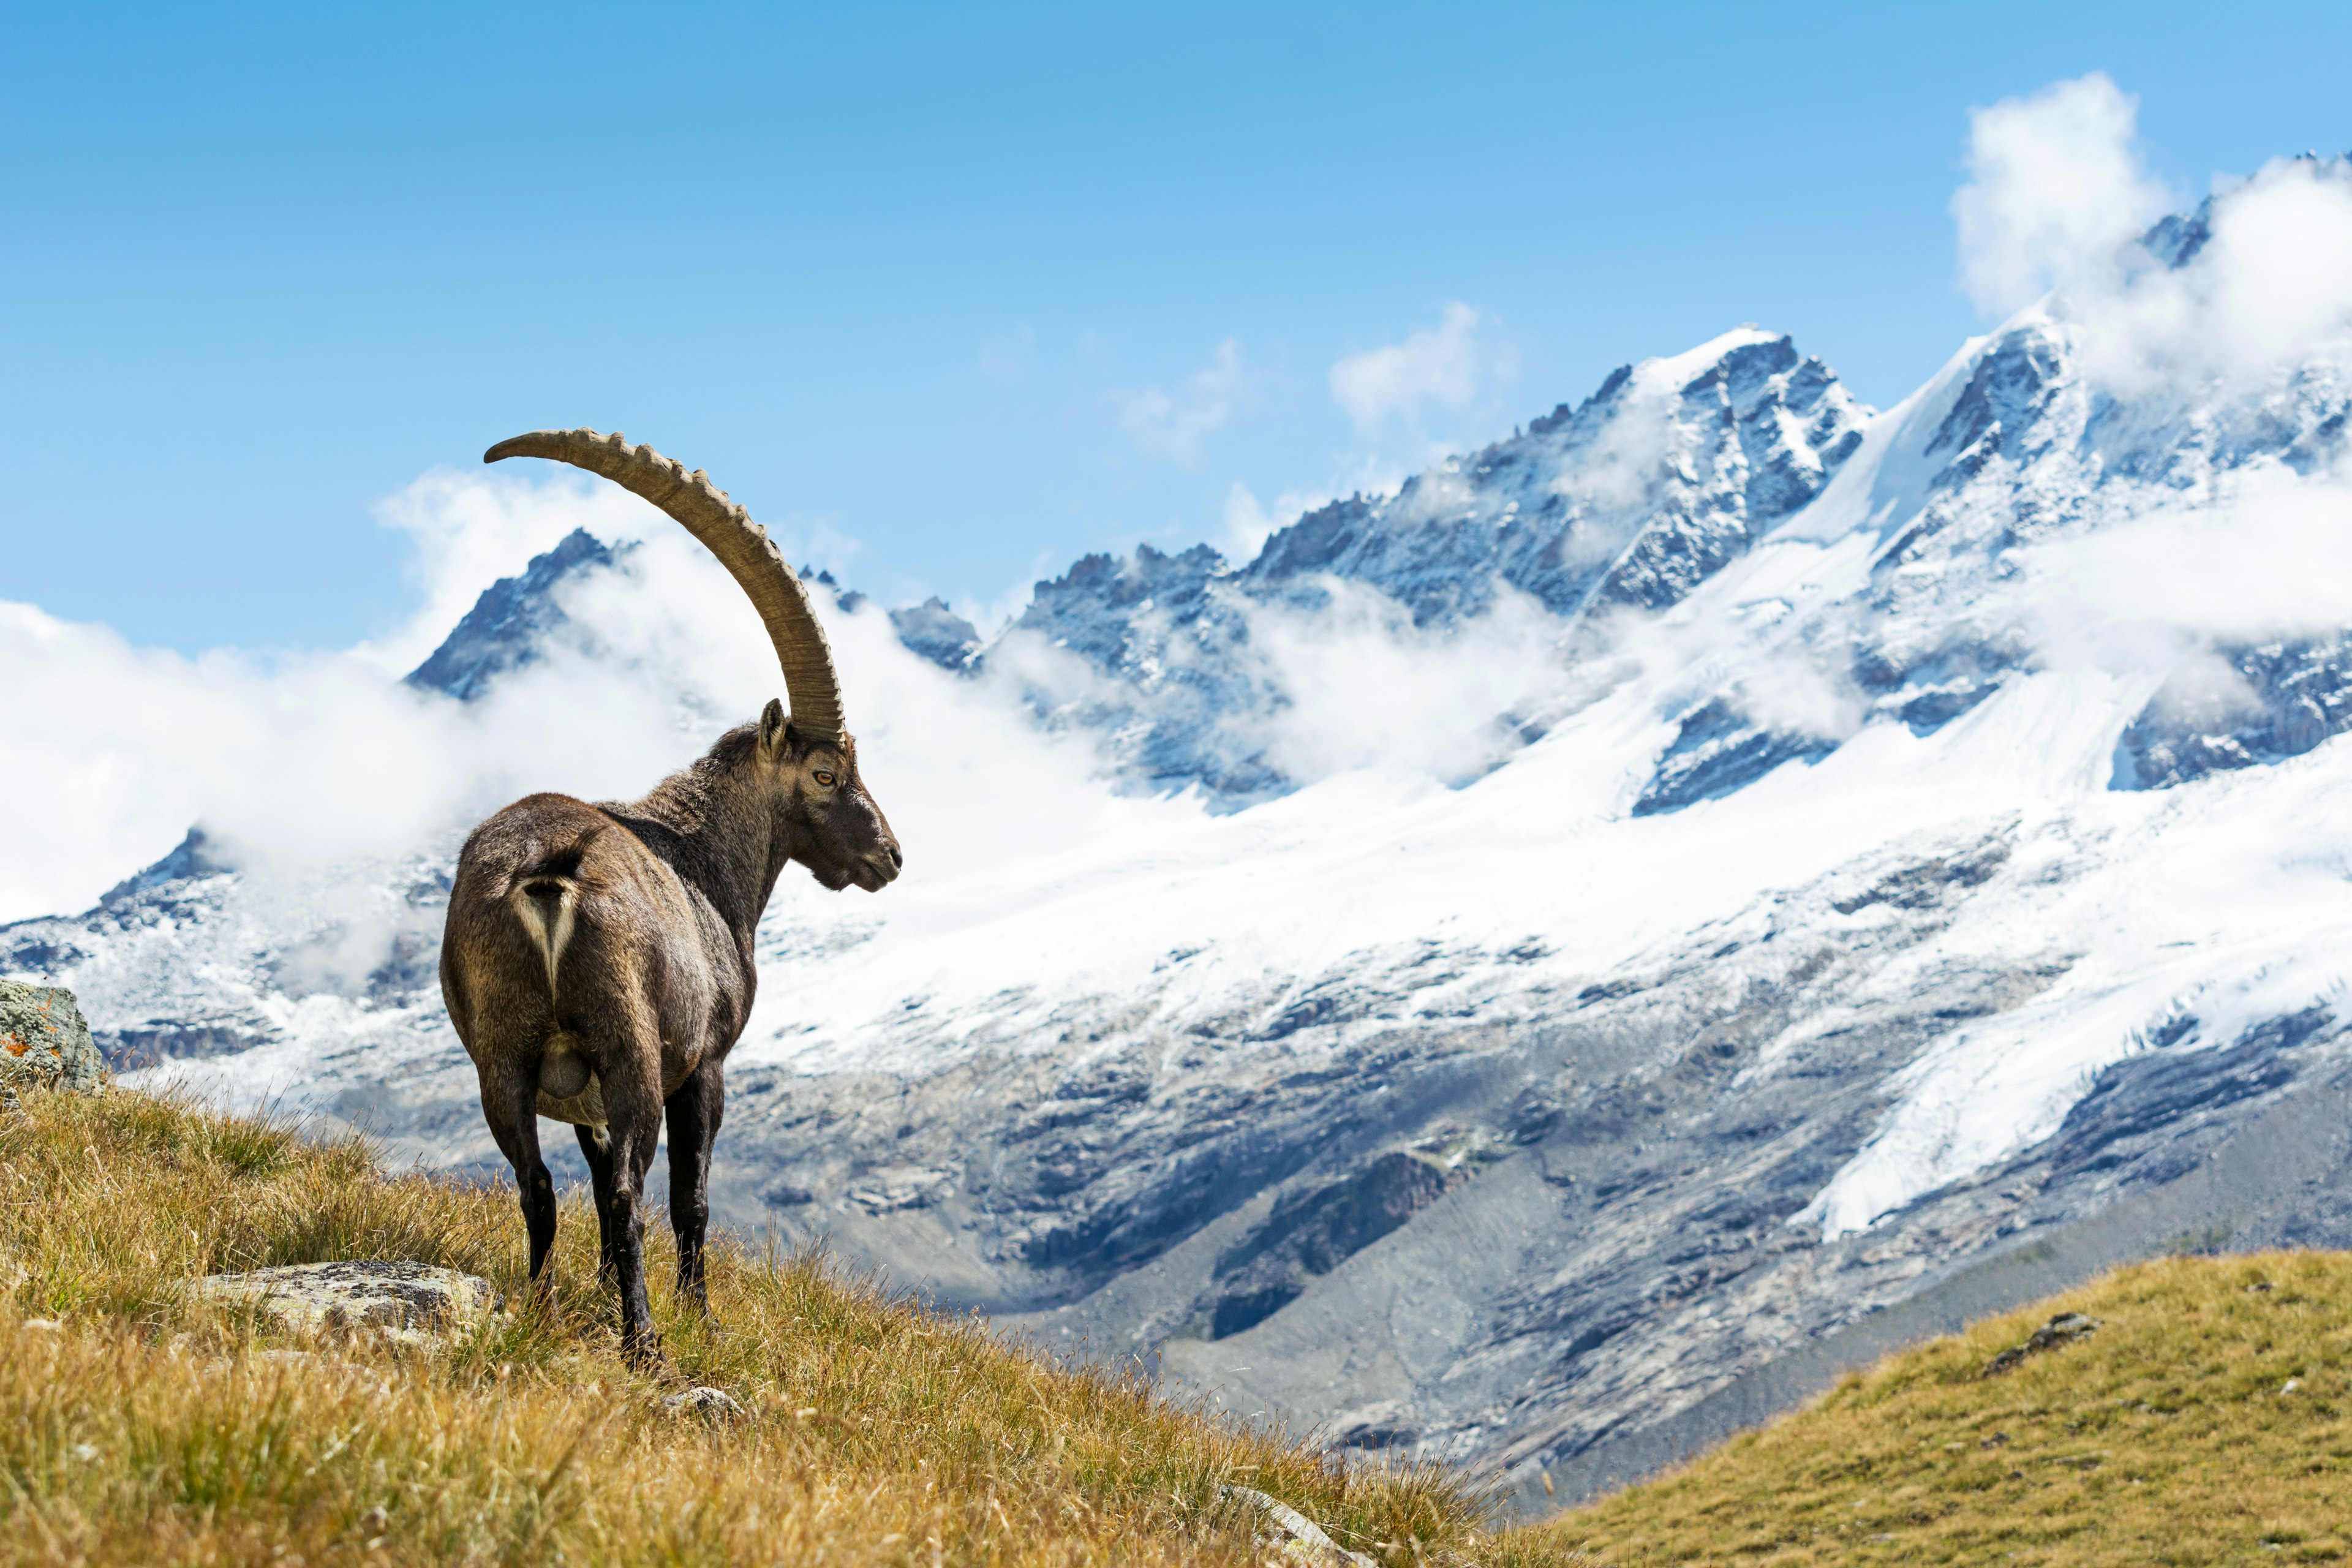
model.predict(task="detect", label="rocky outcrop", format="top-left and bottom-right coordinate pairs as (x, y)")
top-left (2116, 632), bottom-right (2352, 790)
top-left (1982, 1312), bottom-right (2098, 1378)
top-left (887, 597), bottom-right (984, 669)
top-left (0, 981), bottom-right (105, 1101)
top-left (1205, 1151), bottom-right (1463, 1338)
top-left (192, 1261), bottom-right (494, 1341)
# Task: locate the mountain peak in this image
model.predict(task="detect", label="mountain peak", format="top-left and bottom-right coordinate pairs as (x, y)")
top-left (404, 528), bottom-right (617, 701)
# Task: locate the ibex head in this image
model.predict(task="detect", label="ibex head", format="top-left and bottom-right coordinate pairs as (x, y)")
top-left (485, 427), bottom-right (902, 894)
top-left (753, 698), bottom-right (900, 891)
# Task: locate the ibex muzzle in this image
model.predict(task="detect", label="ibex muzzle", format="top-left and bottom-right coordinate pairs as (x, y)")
top-left (438, 429), bottom-right (900, 1360)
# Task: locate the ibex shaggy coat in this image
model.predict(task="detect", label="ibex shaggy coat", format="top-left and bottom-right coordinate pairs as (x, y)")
top-left (439, 429), bottom-right (901, 1360)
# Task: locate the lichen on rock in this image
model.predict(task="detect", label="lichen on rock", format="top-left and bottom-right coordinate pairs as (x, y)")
top-left (0, 980), bottom-right (107, 1102)
top-left (192, 1260), bottom-right (496, 1343)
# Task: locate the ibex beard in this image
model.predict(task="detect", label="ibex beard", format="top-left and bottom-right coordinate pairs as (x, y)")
top-left (438, 429), bottom-right (900, 1363)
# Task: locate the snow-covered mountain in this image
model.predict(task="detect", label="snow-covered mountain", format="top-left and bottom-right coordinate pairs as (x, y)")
top-left (994, 329), bottom-right (1868, 804)
top-left (11, 153), bottom-right (2352, 1513)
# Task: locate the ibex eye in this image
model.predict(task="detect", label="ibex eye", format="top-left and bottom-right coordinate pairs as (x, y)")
top-left (813, 771), bottom-right (835, 786)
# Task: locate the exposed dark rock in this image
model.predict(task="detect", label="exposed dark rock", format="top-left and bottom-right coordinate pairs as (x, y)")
top-left (2116, 633), bottom-right (2352, 790)
top-left (1925, 325), bottom-right (2066, 486)
top-left (98, 828), bottom-right (228, 907)
top-left (1634, 698), bottom-right (1838, 816)
top-left (888, 597), bottom-right (984, 669)
top-left (405, 528), bottom-right (617, 700)
top-left (99, 1021), bottom-right (271, 1068)
top-left (1830, 843), bottom-right (2009, 915)
top-left (1854, 639), bottom-right (2022, 736)
top-left (1205, 1151), bottom-right (1462, 1337)
top-left (1983, 1312), bottom-right (2099, 1377)
top-left (0, 930), bottom-right (85, 976)
top-left (2038, 1010), bottom-right (2321, 1185)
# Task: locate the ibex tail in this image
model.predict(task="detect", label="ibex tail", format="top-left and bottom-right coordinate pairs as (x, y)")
top-left (506, 834), bottom-right (596, 1008)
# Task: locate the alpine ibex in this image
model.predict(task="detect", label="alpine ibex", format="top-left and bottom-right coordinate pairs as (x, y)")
top-left (439, 429), bottom-right (901, 1360)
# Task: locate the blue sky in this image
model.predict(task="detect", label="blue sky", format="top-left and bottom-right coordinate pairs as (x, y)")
top-left (5, 1), bottom-right (2348, 654)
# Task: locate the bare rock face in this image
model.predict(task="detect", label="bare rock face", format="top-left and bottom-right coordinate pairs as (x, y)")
top-left (192, 1261), bottom-right (495, 1341)
top-left (0, 980), bottom-right (105, 1101)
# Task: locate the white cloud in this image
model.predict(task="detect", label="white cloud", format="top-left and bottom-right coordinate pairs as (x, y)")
top-left (1235, 577), bottom-right (1567, 784)
top-left (2016, 458), bottom-right (2352, 665)
top-left (0, 473), bottom-right (1174, 925)
top-left (1328, 302), bottom-right (1509, 430)
top-left (2066, 153), bottom-right (2352, 391)
top-left (1951, 72), bottom-right (2171, 318)
top-left (1111, 338), bottom-right (1253, 461)
top-left (1221, 483), bottom-right (1279, 561)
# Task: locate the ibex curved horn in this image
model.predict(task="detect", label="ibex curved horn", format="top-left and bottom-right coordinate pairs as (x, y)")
top-left (484, 428), bottom-right (845, 742)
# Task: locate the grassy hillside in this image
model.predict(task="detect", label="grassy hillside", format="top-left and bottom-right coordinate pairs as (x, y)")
top-left (0, 1087), bottom-right (1502, 1566)
top-left (1536, 1251), bottom-right (2352, 1565)
top-left (9, 1085), bottom-right (2347, 1566)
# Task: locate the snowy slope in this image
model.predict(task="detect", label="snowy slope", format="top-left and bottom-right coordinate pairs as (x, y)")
top-left (10, 154), bottom-right (2352, 1503)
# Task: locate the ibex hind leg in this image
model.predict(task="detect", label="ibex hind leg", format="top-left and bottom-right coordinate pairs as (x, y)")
top-left (477, 1060), bottom-right (559, 1295)
top-left (664, 1057), bottom-right (725, 1313)
top-left (574, 1122), bottom-right (622, 1289)
top-left (578, 1036), bottom-right (666, 1366)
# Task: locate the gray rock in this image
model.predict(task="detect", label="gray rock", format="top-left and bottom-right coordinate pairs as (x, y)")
top-left (1982, 1312), bottom-right (2099, 1378)
top-left (887, 597), bottom-right (983, 669)
top-left (660, 1385), bottom-right (745, 1420)
top-left (192, 1260), bottom-right (494, 1341)
top-left (0, 980), bottom-right (105, 1099)
top-left (1219, 1486), bottom-right (1376, 1568)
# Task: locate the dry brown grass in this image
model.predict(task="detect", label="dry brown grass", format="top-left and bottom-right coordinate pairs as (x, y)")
top-left (1534, 1250), bottom-right (2352, 1566)
top-left (0, 1087), bottom-right (1514, 1567)
top-left (29, 1086), bottom-right (2332, 1566)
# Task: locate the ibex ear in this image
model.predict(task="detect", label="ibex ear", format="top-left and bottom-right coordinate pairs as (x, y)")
top-left (758, 698), bottom-right (789, 759)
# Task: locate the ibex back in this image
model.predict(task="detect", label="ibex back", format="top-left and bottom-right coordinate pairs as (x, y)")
top-left (439, 429), bottom-right (900, 1360)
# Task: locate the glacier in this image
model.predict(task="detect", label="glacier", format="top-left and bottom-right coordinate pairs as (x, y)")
top-left (9, 153), bottom-right (2352, 1512)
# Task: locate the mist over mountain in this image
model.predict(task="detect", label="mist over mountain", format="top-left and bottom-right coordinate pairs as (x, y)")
top-left (9, 145), bottom-right (2352, 1510)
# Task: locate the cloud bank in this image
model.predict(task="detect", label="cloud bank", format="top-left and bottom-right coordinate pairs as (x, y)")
top-left (2070, 154), bottom-right (2352, 392)
top-left (0, 472), bottom-right (1129, 922)
top-left (0, 464), bottom-right (1582, 925)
